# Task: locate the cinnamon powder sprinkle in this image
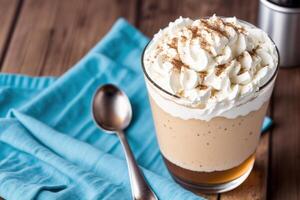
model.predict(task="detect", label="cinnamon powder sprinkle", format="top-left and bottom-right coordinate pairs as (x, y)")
top-left (200, 19), bottom-right (228, 38)
top-left (199, 39), bottom-right (213, 55)
top-left (181, 36), bottom-right (187, 42)
top-left (237, 53), bottom-right (245, 61)
top-left (167, 37), bottom-right (178, 49)
top-left (211, 89), bottom-right (219, 97)
top-left (237, 67), bottom-right (246, 75)
top-left (249, 46), bottom-right (259, 56)
top-left (215, 64), bottom-right (227, 76)
top-left (186, 26), bottom-right (213, 55)
top-left (167, 43), bottom-right (176, 49)
top-left (223, 21), bottom-right (246, 34)
top-left (198, 71), bottom-right (208, 79)
top-left (172, 37), bottom-right (178, 44)
top-left (189, 27), bottom-right (199, 38)
top-left (155, 45), bottom-right (163, 52)
top-left (171, 59), bottom-right (187, 70)
top-left (197, 84), bottom-right (208, 90)
top-left (214, 17), bottom-right (246, 34)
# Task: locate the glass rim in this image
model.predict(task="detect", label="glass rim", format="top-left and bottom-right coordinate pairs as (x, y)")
top-left (141, 17), bottom-right (280, 100)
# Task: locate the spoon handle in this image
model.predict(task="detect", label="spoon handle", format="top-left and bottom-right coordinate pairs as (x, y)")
top-left (117, 131), bottom-right (158, 200)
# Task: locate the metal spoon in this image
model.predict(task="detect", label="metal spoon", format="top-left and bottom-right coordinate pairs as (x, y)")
top-left (92, 84), bottom-right (158, 200)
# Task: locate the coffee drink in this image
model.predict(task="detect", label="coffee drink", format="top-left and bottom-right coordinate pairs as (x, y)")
top-left (142, 15), bottom-right (278, 193)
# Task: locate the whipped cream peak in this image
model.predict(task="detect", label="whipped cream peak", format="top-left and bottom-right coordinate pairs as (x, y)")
top-left (144, 15), bottom-right (278, 119)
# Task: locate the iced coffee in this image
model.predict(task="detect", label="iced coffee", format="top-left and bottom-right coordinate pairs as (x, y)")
top-left (142, 15), bottom-right (278, 193)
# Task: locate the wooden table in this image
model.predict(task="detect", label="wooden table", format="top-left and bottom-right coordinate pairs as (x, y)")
top-left (0, 0), bottom-right (299, 199)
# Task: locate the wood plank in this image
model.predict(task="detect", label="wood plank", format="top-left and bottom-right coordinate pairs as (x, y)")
top-left (0, 0), bottom-right (21, 67)
top-left (139, 0), bottom-right (258, 38)
top-left (1, 0), bottom-right (137, 76)
top-left (269, 68), bottom-right (300, 200)
top-left (138, 0), bottom-right (267, 199)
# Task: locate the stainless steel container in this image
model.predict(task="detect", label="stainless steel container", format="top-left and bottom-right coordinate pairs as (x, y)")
top-left (258, 0), bottom-right (300, 67)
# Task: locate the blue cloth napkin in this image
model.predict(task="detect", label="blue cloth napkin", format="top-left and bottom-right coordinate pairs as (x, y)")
top-left (0, 19), bottom-right (272, 200)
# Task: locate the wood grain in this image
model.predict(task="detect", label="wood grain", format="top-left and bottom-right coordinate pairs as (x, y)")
top-left (0, 0), bottom-right (21, 67)
top-left (1, 0), bottom-right (137, 76)
top-left (269, 68), bottom-right (300, 200)
top-left (138, 0), bottom-right (258, 38)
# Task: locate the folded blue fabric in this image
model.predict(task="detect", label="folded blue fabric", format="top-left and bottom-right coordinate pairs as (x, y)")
top-left (0, 19), bottom-right (272, 200)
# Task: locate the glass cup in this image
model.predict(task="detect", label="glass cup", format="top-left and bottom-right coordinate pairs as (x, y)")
top-left (141, 19), bottom-right (279, 194)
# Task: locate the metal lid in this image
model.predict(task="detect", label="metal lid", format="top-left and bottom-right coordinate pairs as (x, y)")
top-left (260, 0), bottom-right (300, 13)
top-left (269, 0), bottom-right (300, 8)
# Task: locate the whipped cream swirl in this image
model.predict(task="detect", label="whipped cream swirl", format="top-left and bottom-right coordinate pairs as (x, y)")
top-left (143, 15), bottom-right (278, 119)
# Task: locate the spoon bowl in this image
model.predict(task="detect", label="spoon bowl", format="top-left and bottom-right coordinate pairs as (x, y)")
top-left (92, 84), bottom-right (132, 132)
